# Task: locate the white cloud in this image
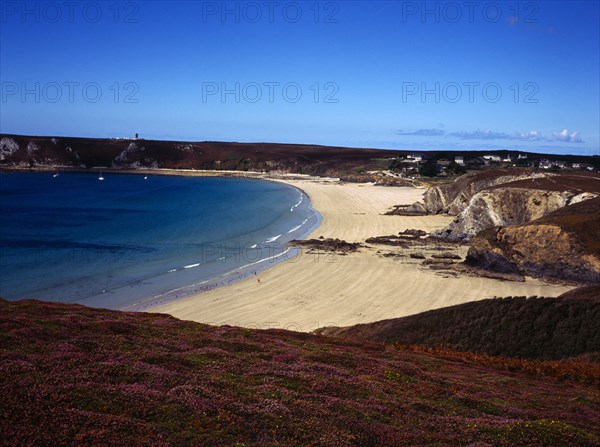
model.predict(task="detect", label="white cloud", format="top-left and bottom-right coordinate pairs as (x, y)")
top-left (552, 129), bottom-right (583, 143)
top-left (450, 129), bottom-right (544, 141)
top-left (397, 128), bottom-right (445, 136)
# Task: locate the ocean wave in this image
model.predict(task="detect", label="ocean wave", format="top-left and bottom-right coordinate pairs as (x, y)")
top-left (287, 224), bottom-right (302, 233)
top-left (264, 234), bottom-right (282, 243)
top-left (183, 263), bottom-right (200, 269)
top-left (290, 192), bottom-right (304, 212)
top-left (148, 246), bottom-right (295, 303)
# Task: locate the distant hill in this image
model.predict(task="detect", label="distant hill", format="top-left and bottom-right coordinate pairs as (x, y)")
top-left (1, 298), bottom-right (600, 446)
top-left (0, 134), bottom-right (405, 176)
top-left (316, 287), bottom-right (600, 360)
top-left (1, 133), bottom-right (599, 179)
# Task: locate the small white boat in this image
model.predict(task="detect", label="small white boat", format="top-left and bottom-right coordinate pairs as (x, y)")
top-left (53, 173), bottom-right (59, 178)
top-left (98, 172), bottom-right (104, 181)
top-left (144, 176), bottom-right (148, 180)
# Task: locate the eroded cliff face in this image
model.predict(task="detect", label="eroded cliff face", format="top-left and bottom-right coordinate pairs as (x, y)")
top-left (395, 170), bottom-right (600, 243)
top-left (0, 138), bottom-right (19, 161)
top-left (466, 198), bottom-right (600, 283)
top-left (436, 188), bottom-right (595, 241)
top-left (418, 170), bottom-right (549, 215)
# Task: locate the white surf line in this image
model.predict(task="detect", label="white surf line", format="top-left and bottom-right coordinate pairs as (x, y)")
top-left (290, 192), bottom-right (304, 212)
top-left (183, 263), bottom-right (200, 269)
top-left (151, 278), bottom-right (212, 299)
top-left (265, 234), bottom-right (282, 243)
top-left (287, 224), bottom-right (302, 233)
top-left (287, 216), bottom-right (312, 233)
top-left (149, 246), bottom-right (295, 302)
top-left (231, 246), bottom-right (294, 271)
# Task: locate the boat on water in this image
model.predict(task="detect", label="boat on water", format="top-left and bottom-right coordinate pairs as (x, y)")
top-left (98, 172), bottom-right (104, 181)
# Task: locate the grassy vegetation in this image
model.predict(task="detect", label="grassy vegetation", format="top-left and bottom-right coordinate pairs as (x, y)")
top-left (317, 293), bottom-right (600, 361)
top-left (1, 298), bottom-right (599, 446)
top-left (533, 197), bottom-right (600, 257)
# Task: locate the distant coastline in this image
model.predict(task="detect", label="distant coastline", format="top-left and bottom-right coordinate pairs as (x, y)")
top-left (2, 134), bottom-right (597, 184)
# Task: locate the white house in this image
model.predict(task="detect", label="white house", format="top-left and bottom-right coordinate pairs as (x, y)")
top-left (407, 153), bottom-right (423, 162)
top-left (483, 155), bottom-right (502, 162)
top-left (454, 156), bottom-right (465, 165)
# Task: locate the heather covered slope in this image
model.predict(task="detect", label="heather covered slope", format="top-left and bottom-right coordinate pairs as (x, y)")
top-left (0, 134), bottom-right (407, 176)
top-left (315, 290), bottom-right (600, 360)
top-left (1, 299), bottom-right (600, 446)
top-left (2, 134), bottom-right (599, 179)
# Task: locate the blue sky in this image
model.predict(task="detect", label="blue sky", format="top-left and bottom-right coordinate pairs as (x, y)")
top-left (1, 1), bottom-right (599, 154)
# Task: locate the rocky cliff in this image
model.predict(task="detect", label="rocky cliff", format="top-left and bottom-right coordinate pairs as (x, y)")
top-left (439, 187), bottom-right (597, 241)
top-left (394, 170), bottom-right (600, 242)
top-left (391, 169), bottom-right (549, 216)
top-left (466, 197), bottom-right (600, 283)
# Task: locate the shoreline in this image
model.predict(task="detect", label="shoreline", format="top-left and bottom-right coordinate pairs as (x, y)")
top-left (126, 199), bottom-right (323, 312)
top-left (1, 169), bottom-right (324, 311)
top-left (151, 177), bottom-right (576, 331)
top-left (117, 171), bottom-right (326, 311)
top-left (1, 168), bottom-right (579, 327)
top-left (0, 165), bottom-right (334, 182)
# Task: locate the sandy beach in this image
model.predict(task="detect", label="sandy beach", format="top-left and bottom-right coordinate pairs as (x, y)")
top-left (152, 177), bottom-right (574, 331)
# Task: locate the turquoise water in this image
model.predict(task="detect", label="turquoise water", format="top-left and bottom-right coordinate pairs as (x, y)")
top-left (0, 171), bottom-right (319, 310)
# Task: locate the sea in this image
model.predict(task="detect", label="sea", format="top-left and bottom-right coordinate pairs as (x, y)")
top-left (0, 171), bottom-right (320, 310)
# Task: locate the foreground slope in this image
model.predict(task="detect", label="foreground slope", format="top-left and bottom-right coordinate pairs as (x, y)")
top-left (1, 299), bottom-right (600, 446)
top-left (316, 288), bottom-right (600, 360)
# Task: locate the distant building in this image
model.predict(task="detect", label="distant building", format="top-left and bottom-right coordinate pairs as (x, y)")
top-left (539, 159), bottom-right (553, 169)
top-left (555, 160), bottom-right (568, 169)
top-left (437, 158), bottom-right (451, 168)
top-left (517, 154), bottom-right (528, 159)
top-left (407, 153), bottom-right (423, 163)
top-left (483, 155), bottom-right (502, 162)
top-left (572, 163), bottom-right (581, 169)
top-left (454, 156), bottom-right (465, 165)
